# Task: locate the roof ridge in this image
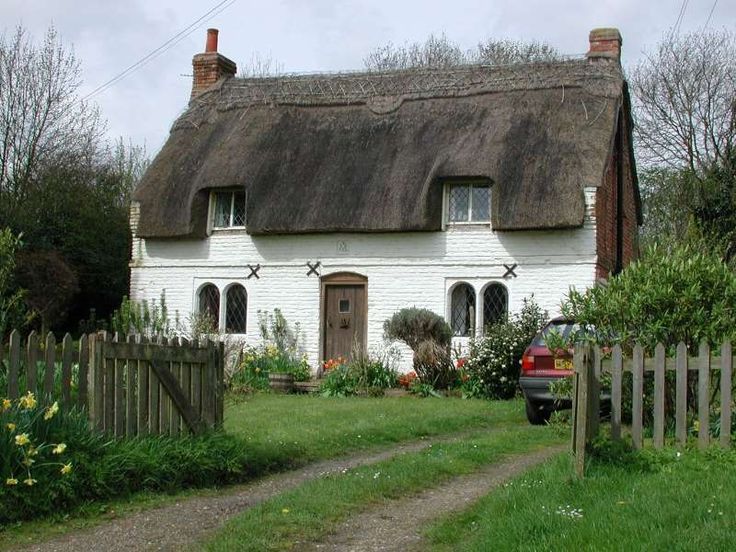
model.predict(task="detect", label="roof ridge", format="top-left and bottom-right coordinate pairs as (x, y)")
top-left (186, 59), bottom-right (623, 113)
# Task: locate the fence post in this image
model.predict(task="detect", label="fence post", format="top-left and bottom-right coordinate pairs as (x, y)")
top-left (632, 344), bottom-right (644, 450)
top-left (698, 341), bottom-right (710, 450)
top-left (653, 343), bottom-right (666, 448)
top-left (588, 346), bottom-right (601, 442)
top-left (88, 332), bottom-right (105, 431)
top-left (721, 341), bottom-right (732, 448)
top-left (572, 343), bottom-right (592, 478)
top-left (675, 342), bottom-right (688, 447)
top-left (611, 345), bottom-right (623, 441)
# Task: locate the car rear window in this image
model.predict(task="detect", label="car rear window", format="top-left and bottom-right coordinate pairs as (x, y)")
top-left (531, 322), bottom-right (580, 347)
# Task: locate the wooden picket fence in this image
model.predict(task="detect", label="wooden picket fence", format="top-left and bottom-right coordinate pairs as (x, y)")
top-left (0, 330), bottom-right (224, 437)
top-left (572, 342), bottom-right (734, 477)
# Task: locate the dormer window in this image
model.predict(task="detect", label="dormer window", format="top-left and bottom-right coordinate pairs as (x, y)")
top-left (447, 183), bottom-right (491, 224)
top-left (212, 190), bottom-right (246, 229)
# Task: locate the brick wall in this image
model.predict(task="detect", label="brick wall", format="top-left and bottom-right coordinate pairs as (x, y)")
top-left (191, 53), bottom-right (236, 99)
top-left (595, 110), bottom-right (639, 279)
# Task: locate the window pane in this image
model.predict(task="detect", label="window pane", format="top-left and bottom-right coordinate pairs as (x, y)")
top-left (213, 192), bottom-right (231, 227)
top-left (198, 284), bottom-right (220, 330)
top-left (232, 192), bottom-right (246, 226)
top-left (451, 284), bottom-right (476, 336)
top-left (471, 186), bottom-right (490, 221)
top-left (225, 285), bottom-right (247, 333)
top-left (483, 283), bottom-right (508, 330)
top-left (448, 185), bottom-right (469, 222)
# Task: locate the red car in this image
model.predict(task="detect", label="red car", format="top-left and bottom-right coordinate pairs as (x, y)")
top-left (519, 318), bottom-right (576, 424)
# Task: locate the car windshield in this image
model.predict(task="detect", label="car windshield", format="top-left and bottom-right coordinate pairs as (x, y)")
top-left (531, 321), bottom-right (580, 347)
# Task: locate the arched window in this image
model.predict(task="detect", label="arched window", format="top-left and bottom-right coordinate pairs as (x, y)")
top-left (198, 284), bottom-right (220, 330)
top-left (225, 284), bottom-right (247, 333)
top-left (451, 283), bottom-right (476, 337)
top-left (483, 283), bottom-right (508, 330)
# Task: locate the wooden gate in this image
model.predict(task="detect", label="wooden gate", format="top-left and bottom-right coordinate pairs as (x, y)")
top-left (88, 332), bottom-right (224, 437)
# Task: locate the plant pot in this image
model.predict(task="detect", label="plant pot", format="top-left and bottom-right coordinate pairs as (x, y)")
top-left (269, 372), bottom-right (295, 393)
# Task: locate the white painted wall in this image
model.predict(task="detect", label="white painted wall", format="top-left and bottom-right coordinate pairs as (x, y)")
top-left (130, 189), bottom-right (598, 372)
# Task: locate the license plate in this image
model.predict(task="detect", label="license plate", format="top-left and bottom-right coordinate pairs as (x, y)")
top-left (554, 358), bottom-right (573, 370)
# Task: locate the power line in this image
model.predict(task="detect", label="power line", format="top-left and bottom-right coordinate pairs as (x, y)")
top-left (673, 0), bottom-right (689, 34)
top-left (705, 0), bottom-right (719, 28)
top-left (82, 0), bottom-right (238, 101)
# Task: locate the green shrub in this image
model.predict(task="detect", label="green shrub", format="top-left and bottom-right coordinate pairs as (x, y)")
top-left (383, 308), bottom-right (453, 349)
top-left (561, 243), bottom-right (736, 351)
top-left (0, 393), bottom-right (269, 524)
top-left (228, 310), bottom-right (311, 392)
top-left (464, 297), bottom-right (547, 399)
top-left (0, 228), bottom-right (29, 337)
top-left (109, 292), bottom-right (175, 338)
top-left (320, 355), bottom-right (398, 397)
top-left (383, 308), bottom-right (456, 388)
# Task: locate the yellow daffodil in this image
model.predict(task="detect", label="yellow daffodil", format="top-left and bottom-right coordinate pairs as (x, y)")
top-left (5, 478), bottom-right (18, 486)
top-left (28, 446), bottom-right (39, 457)
top-left (1, 398), bottom-right (11, 411)
top-left (61, 463), bottom-right (72, 475)
top-left (44, 401), bottom-right (59, 420)
top-left (23, 478), bottom-right (37, 486)
top-left (19, 391), bottom-right (37, 410)
top-left (52, 443), bottom-right (67, 455)
top-left (281, 508), bottom-right (290, 514)
top-left (14, 433), bottom-right (30, 446)
top-left (22, 457), bottom-right (35, 467)
top-left (6, 422), bottom-right (16, 432)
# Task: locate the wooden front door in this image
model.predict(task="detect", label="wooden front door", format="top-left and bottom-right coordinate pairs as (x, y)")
top-left (322, 282), bottom-right (366, 362)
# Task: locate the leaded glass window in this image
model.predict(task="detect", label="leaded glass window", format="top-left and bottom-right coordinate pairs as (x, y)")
top-left (483, 283), bottom-right (508, 330)
top-left (198, 284), bottom-right (220, 330)
top-left (225, 285), bottom-right (247, 333)
top-left (212, 191), bottom-right (246, 228)
top-left (447, 183), bottom-right (491, 223)
top-left (451, 283), bottom-right (476, 337)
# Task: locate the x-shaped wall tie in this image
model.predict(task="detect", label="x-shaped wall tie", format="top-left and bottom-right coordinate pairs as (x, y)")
top-left (502, 263), bottom-right (518, 279)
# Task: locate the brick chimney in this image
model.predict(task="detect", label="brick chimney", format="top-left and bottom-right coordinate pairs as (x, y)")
top-left (191, 29), bottom-right (237, 99)
top-left (586, 28), bottom-right (622, 63)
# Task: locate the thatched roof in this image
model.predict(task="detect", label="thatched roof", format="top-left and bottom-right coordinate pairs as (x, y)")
top-left (134, 59), bottom-right (634, 238)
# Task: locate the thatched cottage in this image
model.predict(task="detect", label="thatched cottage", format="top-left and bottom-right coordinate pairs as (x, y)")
top-left (130, 27), bottom-right (640, 370)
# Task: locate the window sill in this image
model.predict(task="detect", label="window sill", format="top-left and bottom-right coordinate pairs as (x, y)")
top-left (445, 222), bottom-right (492, 231)
top-left (210, 226), bottom-right (247, 233)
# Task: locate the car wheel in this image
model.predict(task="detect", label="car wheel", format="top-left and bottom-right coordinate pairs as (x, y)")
top-left (525, 398), bottom-right (552, 425)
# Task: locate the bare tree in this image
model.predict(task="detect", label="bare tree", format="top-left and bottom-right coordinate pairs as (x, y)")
top-left (631, 29), bottom-right (736, 176)
top-left (0, 26), bottom-right (104, 202)
top-left (239, 52), bottom-right (284, 78)
top-left (364, 32), bottom-right (560, 71)
top-left (476, 38), bottom-right (561, 65)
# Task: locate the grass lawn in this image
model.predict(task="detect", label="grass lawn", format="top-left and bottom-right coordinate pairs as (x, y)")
top-left (0, 395), bottom-right (525, 547)
top-left (424, 445), bottom-right (736, 551)
top-left (223, 393), bottom-right (525, 462)
top-left (202, 423), bottom-right (563, 551)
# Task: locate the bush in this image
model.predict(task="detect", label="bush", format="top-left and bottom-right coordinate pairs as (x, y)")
top-left (383, 308), bottom-right (456, 388)
top-left (109, 292), bottom-right (175, 338)
top-left (383, 308), bottom-right (453, 349)
top-left (320, 354), bottom-right (398, 397)
top-left (463, 297), bottom-right (547, 399)
top-left (561, 243), bottom-right (736, 350)
top-left (0, 392), bottom-right (271, 524)
top-left (228, 309), bottom-right (311, 392)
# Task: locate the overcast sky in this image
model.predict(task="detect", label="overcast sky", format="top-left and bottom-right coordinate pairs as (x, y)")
top-left (5, 0), bottom-right (735, 156)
